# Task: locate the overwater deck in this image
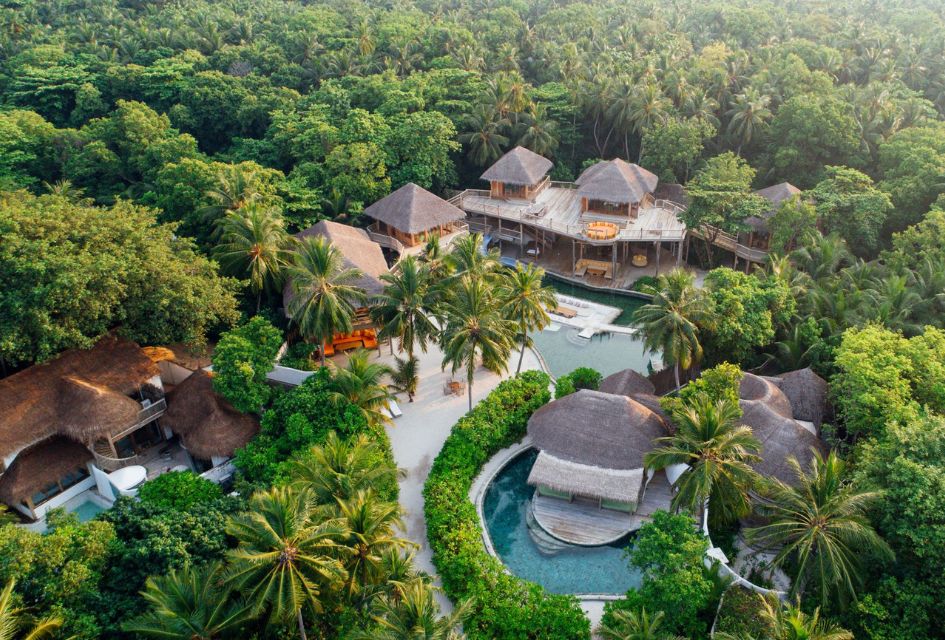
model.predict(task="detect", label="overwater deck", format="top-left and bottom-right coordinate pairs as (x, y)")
top-left (531, 471), bottom-right (674, 546)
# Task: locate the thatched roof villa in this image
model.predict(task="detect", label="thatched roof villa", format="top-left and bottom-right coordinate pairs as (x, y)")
top-left (362, 182), bottom-right (467, 250)
top-left (741, 182), bottom-right (802, 249)
top-left (480, 146), bottom-right (553, 201)
top-left (294, 220), bottom-right (389, 297)
top-left (576, 159), bottom-right (659, 218)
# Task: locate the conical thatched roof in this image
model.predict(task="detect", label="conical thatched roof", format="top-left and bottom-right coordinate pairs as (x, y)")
top-left (528, 389), bottom-right (669, 470)
top-left (163, 370), bottom-right (259, 460)
top-left (293, 220), bottom-right (389, 297)
top-left (528, 451), bottom-right (645, 504)
top-left (362, 183), bottom-right (465, 234)
top-left (739, 373), bottom-right (793, 418)
top-left (777, 368), bottom-right (828, 427)
top-left (746, 182), bottom-right (802, 232)
top-left (739, 399), bottom-right (826, 485)
top-left (0, 336), bottom-right (157, 458)
top-left (600, 368), bottom-right (656, 397)
top-left (628, 392), bottom-right (675, 433)
top-left (57, 376), bottom-right (145, 441)
top-left (576, 159), bottom-right (658, 204)
top-left (480, 146), bottom-right (553, 186)
top-left (0, 436), bottom-right (92, 507)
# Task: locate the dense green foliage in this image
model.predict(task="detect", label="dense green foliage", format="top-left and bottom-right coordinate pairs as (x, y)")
top-left (136, 471), bottom-right (224, 511)
top-left (554, 366), bottom-right (602, 398)
top-left (713, 587), bottom-right (773, 639)
top-left (423, 371), bottom-right (590, 640)
top-left (211, 316), bottom-right (283, 413)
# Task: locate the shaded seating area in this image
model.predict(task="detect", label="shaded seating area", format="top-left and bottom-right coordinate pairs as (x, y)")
top-left (576, 159), bottom-right (658, 219)
top-left (363, 182), bottom-right (467, 250)
top-left (481, 146), bottom-right (553, 201)
top-left (318, 328), bottom-right (380, 358)
top-left (574, 258), bottom-right (615, 279)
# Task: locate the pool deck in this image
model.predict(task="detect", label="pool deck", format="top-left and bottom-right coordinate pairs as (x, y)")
top-left (531, 471), bottom-right (674, 546)
top-left (549, 294), bottom-right (639, 337)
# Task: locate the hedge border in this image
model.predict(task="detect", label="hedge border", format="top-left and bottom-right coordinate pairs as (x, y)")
top-left (423, 370), bottom-right (591, 639)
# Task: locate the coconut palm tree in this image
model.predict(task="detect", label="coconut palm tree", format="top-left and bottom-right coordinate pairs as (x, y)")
top-left (215, 203), bottom-right (291, 312)
top-left (458, 105), bottom-right (509, 167)
top-left (357, 579), bottom-right (472, 640)
top-left (725, 89), bottom-right (773, 156)
top-left (440, 275), bottom-right (515, 410)
top-left (329, 349), bottom-right (394, 427)
top-left (633, 269), bottom-right (714, 390)
top-left (714, 595), bottom-right (852, 640)
top-left (516, 103), bottom-right (560, 157)
top-left (500, 263), bottom-right (556, 373)
top-left (286, 236), bottom-right (366, 367)
top-left (645, 393), bottom-right (761, 525)
top-left (336, 490), bottom-right (409, 599)
top-left (446, 232), bottom-right (501, 281)
top-left (597, 607), bottom-right (682, 640)
top-left (201, 164), bottom-right (263, 224)
top-left (746, 450), bottom-right (892, 608)
top-left (371, 256), bottom-right (437, 360)
top-left (226, 487), bottom-right (348, 640)
top-left (390, 354), bottom-right (420, 402)
top-left (286, 431), bottom-right (400, 506)
top-left (0, 580), bottom-right (61, 640)
top-left (125, 563), bottom-right (253, 640)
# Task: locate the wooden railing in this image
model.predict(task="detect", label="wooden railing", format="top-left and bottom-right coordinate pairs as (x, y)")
top-left (690, 225), bottom-right (769, 263)
top-left (91, 440), bottom-right (140, 472)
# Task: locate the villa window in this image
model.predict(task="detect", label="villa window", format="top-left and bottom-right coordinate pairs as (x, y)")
top-left (26, 466), bottom-right (90, 508)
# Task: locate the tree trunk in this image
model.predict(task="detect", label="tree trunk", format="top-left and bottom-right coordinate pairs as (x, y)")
top-left (320, 339), bottom-right (327, 368)
top-left (256, 290), bottom-right (261, 314)
top-left (297, 609), bottom-right (308, 640)
top-left (467, 379), bottom-right (473, 411)
top-left (516, 337), bottom-right (527, 374)
top-left (674, 361), bottom-right (681, 391)
top-left (637, 137), bottom-right (645, 163)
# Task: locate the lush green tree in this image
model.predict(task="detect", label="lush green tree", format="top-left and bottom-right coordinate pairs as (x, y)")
top-left (641, 116), bottom-right (715, 182)
top-left (726, 89), bottom-right (772, 156)
top-left (597, 607), bottom-right (681, 640)
top-left (386, 111), bottom-right (460, 189)
top-left (390, 354), bottom-right (420, 402)
top-left (646, 392), bottom-right (760, 526)
top-left (767, 196), bottom-right (818, 254)
top-left (747, 451), bottom-right (893, 608)
top-left (359, 578), bottom-right (471, 640)
top-left (500, 263), bottom-right (556, 373)
top-left (0, 579), bottom-right (63, 640)
top-left (329, 349), bottom-right (394, 427)
top-left (809, 167), bottom-right (893, 258)
top-left (661, 362), bottom-right (743, 416)
top-left (440, 274), bottom-right (515, 410)
top-left (226, 487), bottom-right (348, 639)
top-left (336, 490), bottom-right (407, 598)
top-left (634, 269), bottom-right (714, 389)
top-left (286, 236), bottom-right (366, 367)
top-left (211, 317), bottom-right (284, 414)
top-left (0, 110), bottom-right (65, 190)
top-left (124, 563), bottom-right (253, 640)
top-left (884, 207), bottom-right (945, 272)
top-left (323, 142), bottom-right (390, 209)
top-left (138, 471), bottom-right (224, 512)
top-left (372, 255), bottom-right (438, 360)
top-left (716, 595), bottom-right (853, 640)
top-left (878, 123), bottom-right (945, 230)
top-left (0, 191), bottom-right (239, 368)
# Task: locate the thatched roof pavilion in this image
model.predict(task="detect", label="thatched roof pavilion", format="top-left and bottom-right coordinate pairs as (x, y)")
top-left (600, 368), bottom-right (656, 397)
top-left (0, 336), bottom-right (157, 459)
top-left (739, 373), bottom-right (793, 418)
top-left (739, 399), bottom-right (826, 485)
top-left (0, 436), bottom-right (92, 507)
top-left (363, 183), bottom-right (465, 236)
top-left (481, 146), bottom-right (553, 186)
top-left (777, 368), bottom-right (829, 428)
top-left (576, 159), bottom-right (658, 205)
top-left (293, 220), bottom-right (389, 297)
top-left (745, 182), bottom-right (802, 233)
top-left (162, 370), bottom-right (259, 460)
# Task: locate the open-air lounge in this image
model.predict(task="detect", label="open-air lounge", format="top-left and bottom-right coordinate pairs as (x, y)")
top-left (362, 182), bottom-right (468, 254)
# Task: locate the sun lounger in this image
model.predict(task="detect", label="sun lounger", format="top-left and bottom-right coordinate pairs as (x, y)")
top-left (554, 306), bottom-right (578, 319)
top-left (387, 399), bottom-right (403, 418)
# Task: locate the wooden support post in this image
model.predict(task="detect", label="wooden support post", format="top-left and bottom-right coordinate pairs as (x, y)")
top-left (656, 241), bottom-right (661, 275)
top-left (612, 244), bottom-right (617, 287)
top-left (572, 238), bottom-right (576, 272)
top-left (676, 241), bottom-right (683, 265)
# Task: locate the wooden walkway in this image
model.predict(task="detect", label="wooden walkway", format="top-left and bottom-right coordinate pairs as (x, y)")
top-left (531, 471), bottom-right (675, 546)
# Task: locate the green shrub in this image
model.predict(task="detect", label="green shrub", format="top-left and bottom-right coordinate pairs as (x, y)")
top-left (713, 586), bottom-right (773, 638)
top-left (554, 374), bottom-right (576, 398)
top-left (555, 366), bottom-right (601, 398)
top-left (137, 471), bottom-right (223, 511)
top-left (631, 275), bottom-right (658, 292)
top-left (279, 341), bottom-right (318, 371)
top-left (211, 316), bottom-right (283, 413)
top-left (423, 370), bottom-right (590, 640)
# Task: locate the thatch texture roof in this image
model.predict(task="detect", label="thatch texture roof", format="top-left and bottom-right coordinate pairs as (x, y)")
top-left (777, 368), bottom-right (828, 427)
top-left (628, 393), bottom-right (675, 432)
top-left (739, 373), bottom-right (793, 418)
top-left (746, 183), bottom-right (802, 232)
top-left (480, 146), bottom-right (553, 186)
top-left (528, 389), bottom-right (668, 470)
top-left (0, 336), bottom-right (156, 458)
top-left (0, 436), bottom-right (92, 506)
top-left (740, 399), bottom-right (826, 485)
top-left (363, 183), bottom-right (465, 234)
top-left (599, 369), bottom-right (655, 397)
top-left (163, 370), bottom-right (259, 460)
top-left (57, 376), bottom-right (144, 442)
top-left (527, 451), bottom-right (644, 503)
top-left (294, 220), bottom-right (389, 296)
top-left (576, 159), bottom-right (658, 204)
top-left (143, 344), bottom-right (212, 371)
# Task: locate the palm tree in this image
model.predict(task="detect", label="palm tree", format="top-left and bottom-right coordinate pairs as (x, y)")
top-left (0, 580), bottom-right (61, 640)
top-left (125, 564), bottom-right (253, 640)
top-left (371, 256), bottom-right (437, 360)
top-left (500, 263), bottom-right (555, 373)
top-left (629, 82), bottom-right (671, 162)
top-left (355, 579), bottom-right (471, 640)
top-left (633, 269), bottom-right (714, 390)
top-left (725, 89), bottom-right (773, 156)
top-left (715, 595), bottom-right (853, 640)
top-left (597, 607), bottom-right (682, 640)
top-left (336, 490), bottom-right (409, 598)
top-left (446, 232), bottom-right (501, 280)
top-left (747, 451), bottom-right (892, 608)
top-left (329, 349), bottom-right (394, 427)
top-left (645, 393), bottom-right (761, 526)
top-left (458, 105), bottom-right (509, 167)
top-left (286, 236), bottom-right (366, 367)
top-left (286, 431), bottom-right (400, 506)
top-left (516, 103), bottom-right (560, 157)
top-left (201, 164), bottom-right (263, 224)
top-left (215, 203), bottom-right (291, 312)
top-left (390, 355), bottom-right (420, 402)
top-left (226, 487), bottom-right (348, 640)
top-left (440, 275), bottom-right (515, 410)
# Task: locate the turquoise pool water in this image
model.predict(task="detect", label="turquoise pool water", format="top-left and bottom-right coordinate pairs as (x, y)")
top-left (482, 449), bottom-right (642, 595)
top-left (542, 276), bottom-right (647, 326)
top-left (71, 499), bottom-right (106, 522)
top-left (530, 326), bottom-right (658, 379)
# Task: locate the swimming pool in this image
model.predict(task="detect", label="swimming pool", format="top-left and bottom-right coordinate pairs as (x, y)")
top-left (530, 325), bottom-right (659, 379)
top-left (71, 499), bottom-right (106, 522)
top-left (482, 449), bottom-right (642, 595)
top-left (542, 276), bottom-right (647, 326)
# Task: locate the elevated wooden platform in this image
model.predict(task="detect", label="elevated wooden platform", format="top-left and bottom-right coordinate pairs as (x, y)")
top-left (530, 471), bottom-right (674, 546)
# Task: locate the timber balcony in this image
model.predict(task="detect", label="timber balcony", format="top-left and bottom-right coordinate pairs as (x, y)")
top-left (367, 221), bottom-right (469, 256)
top-left (91, 399), bottom-right (167, 471)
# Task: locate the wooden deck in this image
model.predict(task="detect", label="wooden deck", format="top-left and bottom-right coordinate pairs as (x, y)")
top-left (531, 471), bottom-right (675, 546)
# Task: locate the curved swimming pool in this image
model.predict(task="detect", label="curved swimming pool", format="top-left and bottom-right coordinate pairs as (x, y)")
top-left (482, 448), bottom-right (643, 595)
